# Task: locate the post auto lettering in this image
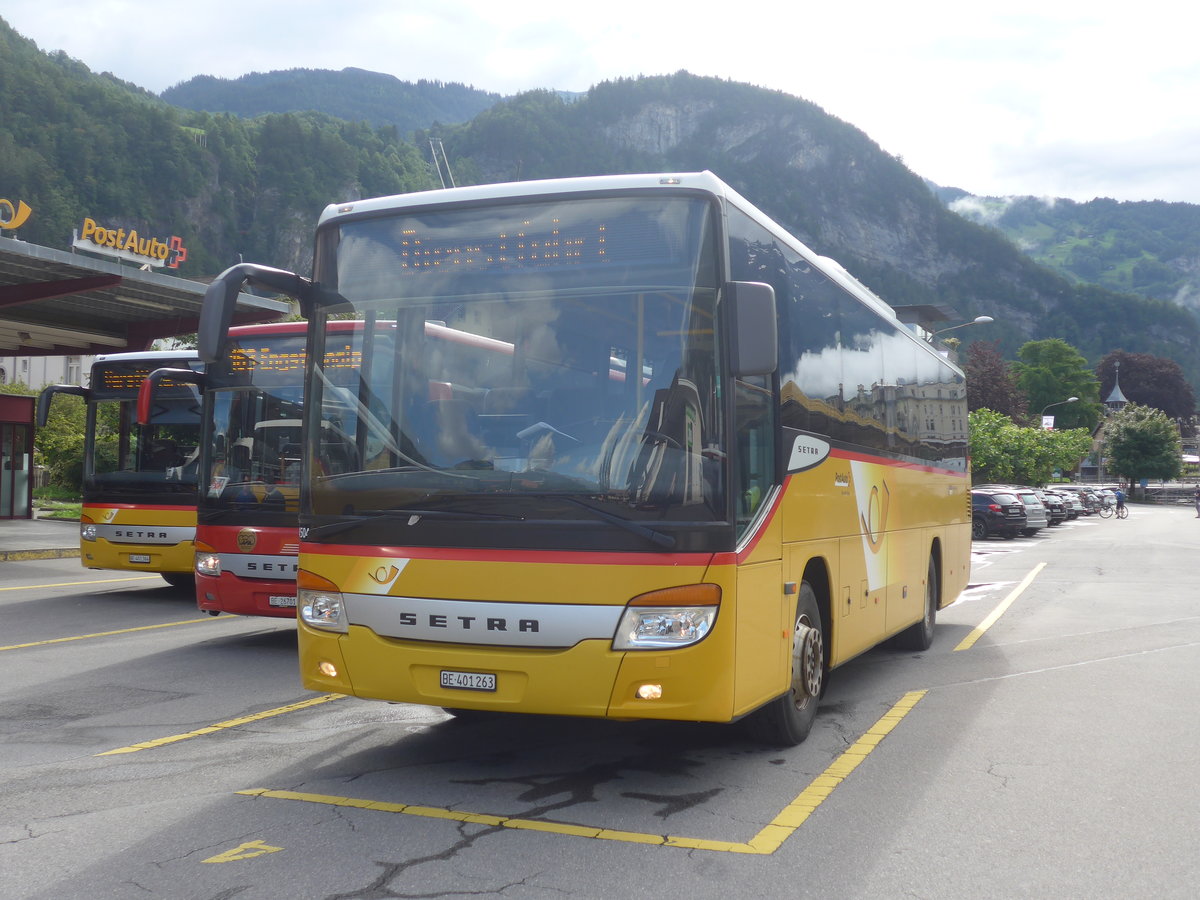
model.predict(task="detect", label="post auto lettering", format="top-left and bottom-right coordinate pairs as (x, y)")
top-left (78, 217), bottom-right (186, 267)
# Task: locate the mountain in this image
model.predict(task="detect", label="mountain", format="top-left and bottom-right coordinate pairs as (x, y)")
top-left (935, 187), bottom-right (1200, 316)
top-left (162, 68), bottom-right (502, 136)
top-left (424, 76), bottom-right (1200, 385)
top-left (4, 15), bottom-right (1200, 388)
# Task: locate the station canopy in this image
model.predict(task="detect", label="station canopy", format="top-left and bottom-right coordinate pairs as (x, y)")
top-left (0, 236), bottom-right (291, 355)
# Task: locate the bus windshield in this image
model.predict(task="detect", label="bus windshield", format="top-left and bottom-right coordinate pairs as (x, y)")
top-left (204, 330), bottom-right (307, 516)
top-left (203, 326), bottom-right (370, 519)
top-left (87, 358), bottom-right (202, 499)
top-left (305, 194), bottom-right (727, 533)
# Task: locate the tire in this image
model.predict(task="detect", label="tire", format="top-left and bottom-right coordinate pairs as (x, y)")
top-left (1098, 505), bottom-right (1113, 519)
top-left (161, 572), bottom-right (195, 591)
top-left (744, 582), bottom-right (825, 747)
top-left (894, 553), bottom-right (938, 651)
top-left (971, 517), bottom-right (988, 540)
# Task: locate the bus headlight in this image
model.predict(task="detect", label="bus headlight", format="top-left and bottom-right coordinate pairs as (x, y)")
top-left (298, 569), bottom-right (348, 633)
top-left (80, 523), bottom-right (97, 542)
top-left (613, 584), bottom-right (720, 650)
top-left (195, 551), bottom-right (221, 577)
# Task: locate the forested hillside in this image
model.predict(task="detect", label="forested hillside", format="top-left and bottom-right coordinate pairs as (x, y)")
top-left (163, 68), bottom-right (501, 136)
top-left (0, 19), bottom-right (436, 275)
top-left (936, 187), bottom-right (1200, 314)
top-left (5, 15), bottom-right (1200, 387)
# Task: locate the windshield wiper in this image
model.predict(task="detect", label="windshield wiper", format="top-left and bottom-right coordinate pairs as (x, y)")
top-left (307, 507), bottom-right (522, 539)
top-left (551, 495), bottom-right (676, 550)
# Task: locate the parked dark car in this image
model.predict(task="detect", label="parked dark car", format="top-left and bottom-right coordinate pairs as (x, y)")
top-left (1036, 489), bottom-right (1068, 525)
top-left (972, 489), bottom-right (1028, 540)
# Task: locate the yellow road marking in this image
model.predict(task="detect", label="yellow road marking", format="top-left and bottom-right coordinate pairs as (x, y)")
top-left (97, 694), bottom-right (344, 756)
top-left (0, 616), bottom-right (226, 652)
top-left (235, 690), bottom-right (927, 855)
top-left (954, 562), bottom-right (1046, 651)
top-left (0, 575), bottom-right (161, 592)
top-left (202, 840), bottom-right (284, 863)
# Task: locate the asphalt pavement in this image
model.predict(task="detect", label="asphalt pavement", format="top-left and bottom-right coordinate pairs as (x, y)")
top-left (0, 516), bottom-right (80, 561)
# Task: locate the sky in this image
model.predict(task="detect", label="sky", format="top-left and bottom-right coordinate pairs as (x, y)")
top-left (7, 0), bottom-right (1200, 204)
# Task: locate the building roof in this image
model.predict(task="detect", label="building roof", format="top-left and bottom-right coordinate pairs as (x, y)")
top-left (0, 235), bottom-right (291, 355)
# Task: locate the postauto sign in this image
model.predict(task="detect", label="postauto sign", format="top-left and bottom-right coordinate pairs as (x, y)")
top-left (72, 216), bottom-right (189, 269)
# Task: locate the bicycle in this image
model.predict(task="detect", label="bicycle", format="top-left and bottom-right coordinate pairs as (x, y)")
top-left (1098, 503), bottom-right (1114, 519)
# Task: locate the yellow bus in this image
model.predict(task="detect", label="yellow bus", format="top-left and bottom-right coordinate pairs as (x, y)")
top-left (198, 172), bottom-right (971, 744)
top-left (38, 351), bottom-right (204, 589)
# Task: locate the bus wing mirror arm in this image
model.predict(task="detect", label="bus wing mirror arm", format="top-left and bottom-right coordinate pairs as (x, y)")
top-left (36, 384), bottom-right (89, 428)
top-left (138, 368), bottom-right (207, 426)
top-left (198, 263), bottom-right (315, 363)
top-left (727, 281), bottom-right (778, 377)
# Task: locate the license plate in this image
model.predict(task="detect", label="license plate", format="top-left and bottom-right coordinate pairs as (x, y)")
top-left (440, 670), bottom-right (496, 692)
top-left (129, 554), bottom-right (151, 564)
top-left (268, 595), bottom-right (297, 608)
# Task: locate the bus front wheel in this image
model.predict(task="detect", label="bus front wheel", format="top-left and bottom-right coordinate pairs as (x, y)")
top-left (161, 572), bottom-right (195, 592)
top-left (745, 582), bottom-right (825, 747)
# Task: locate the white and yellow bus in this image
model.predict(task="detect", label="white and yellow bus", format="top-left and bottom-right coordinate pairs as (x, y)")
top-left (198, 172), bottom-right (971, 744)
top-left (38, 351), bottom-right (204, 589)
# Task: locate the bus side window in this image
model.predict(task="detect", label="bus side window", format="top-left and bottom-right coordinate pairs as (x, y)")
top-left (735, 376), bottom-right (775, 526)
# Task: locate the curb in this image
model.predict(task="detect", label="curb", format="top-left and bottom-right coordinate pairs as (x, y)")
top-left (0, 548), bottom-right (82, 562)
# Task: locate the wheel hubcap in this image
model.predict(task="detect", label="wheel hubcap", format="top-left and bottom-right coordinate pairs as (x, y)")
top-left (791, 616), bottom-right (823, 705)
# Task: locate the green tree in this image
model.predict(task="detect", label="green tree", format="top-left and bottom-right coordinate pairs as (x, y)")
top-left (1102, 403), bottom-right (1182, 490)
top-left (969, 408), bottom-right (1093, 485)
top-left (1012, 339), bottom-right (1102, 431)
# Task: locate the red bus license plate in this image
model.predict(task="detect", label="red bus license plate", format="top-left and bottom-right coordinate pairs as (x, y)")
top-left (440, 670), bottom-right (496, 691)
top-left (268, 595), bottom-right (297, 608)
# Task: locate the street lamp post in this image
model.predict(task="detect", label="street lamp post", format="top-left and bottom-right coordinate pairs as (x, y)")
top-left (1040, 396), bottom-right (1078, 429)
top-left (926, 315), bottom-right (994, 343)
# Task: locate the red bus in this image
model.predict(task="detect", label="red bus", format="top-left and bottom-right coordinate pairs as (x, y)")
top-left (140, 321), bottom-right (372, 616)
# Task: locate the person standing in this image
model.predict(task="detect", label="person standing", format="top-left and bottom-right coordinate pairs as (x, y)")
top-left (1193, 484), bottom-right (1200, 517)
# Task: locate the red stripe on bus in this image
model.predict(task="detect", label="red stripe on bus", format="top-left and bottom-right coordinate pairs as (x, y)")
top-left (82, 503), bottom-right (197, 511)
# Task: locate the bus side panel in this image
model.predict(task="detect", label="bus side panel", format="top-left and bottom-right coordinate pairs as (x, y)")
top-left (80, 504), bottom-right (196, 573)
top-left (940, 515), bottom-right (972, 610)
top-left (885, 524), bottom-right (928, 635)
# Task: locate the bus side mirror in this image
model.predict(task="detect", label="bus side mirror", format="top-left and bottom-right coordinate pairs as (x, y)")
top-left (198, 263), bottom-right (313, 363)
top-left (726, 281), bottom-right (778, 377)
top-left (138, 368), bottom-right (207, 426)
top-left (36, 384), bottom-right (89, 428)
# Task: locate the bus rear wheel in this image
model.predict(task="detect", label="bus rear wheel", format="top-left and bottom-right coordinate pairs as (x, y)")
top-left (745, 582), bottom-right (825, 747)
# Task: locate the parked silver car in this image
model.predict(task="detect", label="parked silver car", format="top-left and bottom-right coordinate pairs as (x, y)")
top-left (975, 484), bottom-right (1048, 535)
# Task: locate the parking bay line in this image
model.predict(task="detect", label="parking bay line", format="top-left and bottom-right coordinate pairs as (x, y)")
top-left (235, 689), bottom-right (928, 855)
top-left (96, 694), bottom-right (346, 756)
top-left (0, 615), bottom-right (232, 652)
top-left (954, 562), bottom-right (1046, 652)
top-left (0, 575), bottom-right (162, 593)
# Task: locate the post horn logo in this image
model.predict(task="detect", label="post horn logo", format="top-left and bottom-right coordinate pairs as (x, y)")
top-left (236, 528), bottom-right (258, 552)
top-left (0, 199), bottom-right (32, 231)
top-left (860, 481), bottom-right (891, 553)
top-left (368, 565), bottom-right (401, 585)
